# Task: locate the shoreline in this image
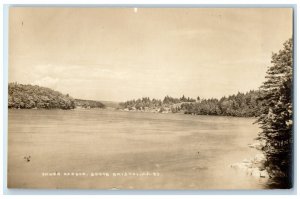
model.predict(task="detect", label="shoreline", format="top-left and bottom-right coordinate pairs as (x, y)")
top-left (8, 107), bottom-right (258, 119)
top-left (118, 108), bottom-right (257, 118)
top-left (230, 141), bottom-right (269, 179)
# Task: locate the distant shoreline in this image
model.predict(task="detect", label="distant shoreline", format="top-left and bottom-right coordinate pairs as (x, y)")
top-left (8, 107), bottom-right (257, 119)
top-left (8, 82), bottom-right (260, 118)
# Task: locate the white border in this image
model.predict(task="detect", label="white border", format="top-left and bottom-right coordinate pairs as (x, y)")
top-left (1, 0), bottom-right (299, 198)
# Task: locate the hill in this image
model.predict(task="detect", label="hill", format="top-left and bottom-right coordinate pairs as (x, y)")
top-left (74, 99), bottom-right (105, 109)
top-left (8, 83), bottom-right (75, 109)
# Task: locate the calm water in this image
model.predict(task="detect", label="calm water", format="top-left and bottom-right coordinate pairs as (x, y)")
top-left (8, 109), bottom-right (268, 189)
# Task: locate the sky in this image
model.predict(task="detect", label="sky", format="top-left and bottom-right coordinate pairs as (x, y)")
top-left (9, 8), bottom-right (293, 102)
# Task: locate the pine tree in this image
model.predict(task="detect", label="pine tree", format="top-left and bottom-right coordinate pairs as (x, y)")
top-left (256, 38), bottom-right (293, 187)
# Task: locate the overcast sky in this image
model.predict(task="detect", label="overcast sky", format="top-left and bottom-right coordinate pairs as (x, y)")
top-left (9, 8), bottom-right (293, 101)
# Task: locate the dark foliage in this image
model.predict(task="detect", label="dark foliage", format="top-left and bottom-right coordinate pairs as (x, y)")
top-left (256, 38), bottom-right (293, 187)
top-left (181, 90), bottom-right (262, 117)
top-left (8, 83), bottom-right (75, 109)
top-left (120, 90), bottom-right (262, 117)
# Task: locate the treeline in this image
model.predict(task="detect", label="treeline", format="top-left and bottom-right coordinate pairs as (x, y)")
top-left (8, 83), bottom-right (76, 109)
top-left (181, 90), bottom-right (262, 117)
top-left (75, 99), bottom-right (105, 109)
top-left (163, 95), bottom-right (197, 104)
top-left (119, 95), bottom-right (196, 110)
top-left (8, 83), bottom-right (106, 110)
top-left (120, 97), bottom-right (162, 110)
top-left (8, 83), bottom-right (107, 110)
top-left (119, 90), bottom-right (262, 117)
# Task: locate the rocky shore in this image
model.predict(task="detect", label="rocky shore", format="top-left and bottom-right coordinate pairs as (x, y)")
top-left (230, 141), bottom-right (269, 179)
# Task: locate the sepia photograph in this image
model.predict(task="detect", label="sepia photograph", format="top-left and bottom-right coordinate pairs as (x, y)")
top-left (7, 7), bottom-right (294, 190)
